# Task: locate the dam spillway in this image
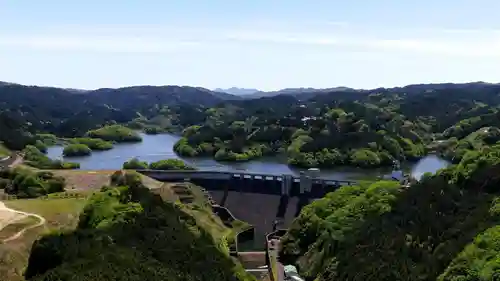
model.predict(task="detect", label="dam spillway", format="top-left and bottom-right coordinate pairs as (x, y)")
top-left (139, 170), bottom-right (358, 248)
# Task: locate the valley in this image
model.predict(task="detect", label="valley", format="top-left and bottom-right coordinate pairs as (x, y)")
top-left (2, 81), bottom-right (500, 280)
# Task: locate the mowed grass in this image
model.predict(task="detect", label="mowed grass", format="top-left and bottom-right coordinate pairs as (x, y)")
top-left (0, 197), bottom-right (87, 281)
top-left (5, 198), bottom-right (87, 231)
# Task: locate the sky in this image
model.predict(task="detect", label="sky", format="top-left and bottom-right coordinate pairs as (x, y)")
top-left (1, 0), bottom-right (500, 91)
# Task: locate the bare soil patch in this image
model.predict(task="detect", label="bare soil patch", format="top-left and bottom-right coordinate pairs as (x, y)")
top-left (50, 170), bottom-right (114, 190)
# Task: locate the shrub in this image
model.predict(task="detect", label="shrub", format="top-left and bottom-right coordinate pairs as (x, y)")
top-left (35, 134), bottom-right (58, 145)
top-left (63, 144), bottom-right (92, 157)
top-left (87, 125), bottom-right (142, 143)
top-left (69, 137), bottom-right (113, 150)
top-left (143, 126), bottom-right (162, 135)
top-left (23, 145), bottom-right (79, 169)
top-left (0, 167), bottom-right (66, 198)
top-left (123, 158), bottom-right (148, 170)
top-left (149, 159), bottom-right (194, 170)
top-left (350, 149), bottom-right (382, 167)
top-left (34, 140), bottom-right (48, 153)
top-left (173, 137), bottom-right (198, 157)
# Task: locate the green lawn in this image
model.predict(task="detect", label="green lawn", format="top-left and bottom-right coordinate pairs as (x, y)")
top-left (5, 198), bottom-right (87, 231)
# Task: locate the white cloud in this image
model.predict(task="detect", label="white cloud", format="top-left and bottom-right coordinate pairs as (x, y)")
top-left (0, 35), bottom-right (200, 53)
top-left (1, 23), bottom-right (500, 57)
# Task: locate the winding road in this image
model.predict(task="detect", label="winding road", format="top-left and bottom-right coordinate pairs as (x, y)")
top-left (0, 202), bottom-right (45, 243)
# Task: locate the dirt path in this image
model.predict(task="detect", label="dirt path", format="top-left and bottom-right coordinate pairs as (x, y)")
top-left (8, 153), bottom-right (23, 168)
top-left (0, 201), bottom-right (46, 243)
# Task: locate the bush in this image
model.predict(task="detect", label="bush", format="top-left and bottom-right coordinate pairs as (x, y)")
top-left (214, 145), bottom-right (265, 162)
top-left (149, 159), bottom-right (194, 170)
top-left (69, 137), bottom-right (113, 150)
top-left (63, 144), bottom-right (92, 157)
top-left (173, 137), bottom-right (198, 157)
top-left (35, 134), bottom-right (58, 146)
top-left (87, 125), bottom-right (142, 143)
top-left (143, 126), bottom-right (162, 135)
top-left (123, 158), bottom-right (148, 170)
top-left (23, 145), bottom-right (80, 169)
top-left (34, 140), bottom-right (48, 153)
top-left (350, 149), bottom-right (382, 167)
top-left (0, 167), bottom-right (66, 198)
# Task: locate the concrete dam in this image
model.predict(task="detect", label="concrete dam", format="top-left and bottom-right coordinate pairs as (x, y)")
top-left (139, 170), bottom-right (358, 249)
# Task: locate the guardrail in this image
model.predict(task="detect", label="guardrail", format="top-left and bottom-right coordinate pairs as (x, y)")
top-left (265, 229), bottom-right (287, 281)
top-left (138, 169), bottom-right (358, 186)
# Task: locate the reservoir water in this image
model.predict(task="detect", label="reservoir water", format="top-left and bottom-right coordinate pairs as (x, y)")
top-left (46, 133), bottom-right (450, 179)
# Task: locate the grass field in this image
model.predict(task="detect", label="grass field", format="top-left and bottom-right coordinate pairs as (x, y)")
top-left (0, 197), bottom-right (87, 281)
top-left (0, 170), bottom-right (235, 280)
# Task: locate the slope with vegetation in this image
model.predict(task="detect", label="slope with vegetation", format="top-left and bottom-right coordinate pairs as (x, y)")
top-left (62, 143), bottom-right (92, 157)
top-left (123, 158), bottom-right (195, 170)
top-left (279, 143), bottom-right (500, 280)
top-left (0, 168), bottom-right (66, 198)
top-left (2, 81), bottom-right (500, 169)
top-left (67, 137), bottom-right (113, 150)
top-left (22, 145), bottom-right (79, 169)
top-left (86, 125), bottom-right (142, 143)
top-left (24, 171), bottom-right (256, 281)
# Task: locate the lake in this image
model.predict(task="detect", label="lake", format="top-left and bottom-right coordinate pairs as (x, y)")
top-left (46, 133), bottom-right (450, 180)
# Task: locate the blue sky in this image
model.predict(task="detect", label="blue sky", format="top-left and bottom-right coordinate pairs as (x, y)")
top-left (1, 0), bottom-right (500, 91)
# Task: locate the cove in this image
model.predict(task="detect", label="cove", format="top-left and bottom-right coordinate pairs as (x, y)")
top-left (46, 133), bottom-right (450, 179)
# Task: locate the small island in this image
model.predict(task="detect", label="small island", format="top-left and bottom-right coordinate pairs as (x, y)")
top-left (123, 158), bottom-right (194, 170)
top-left (23, 145), bottom-right (80, 169)
top-left (63, 143), bottom-right (92, 157)
top-left (87, 125), bottom-right (142, 143)
top-left (68, 137), bottom-right (114, 151)
top-left (173, 108), bottom-right (426, 168)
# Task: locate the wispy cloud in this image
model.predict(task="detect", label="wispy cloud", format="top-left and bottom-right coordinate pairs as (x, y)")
top-left (1, 23), bottom-right (500, 57)
top-left (0, 35), bottom-right (200, 53)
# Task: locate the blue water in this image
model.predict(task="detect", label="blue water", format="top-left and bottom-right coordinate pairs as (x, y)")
top-left (46, 133), bottom-right (450, 180)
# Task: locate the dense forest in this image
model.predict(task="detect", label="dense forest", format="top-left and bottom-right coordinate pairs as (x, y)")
top-left (279, 144), bottom-right (500, 280)
top-left (3, 81), bottom-right (500, 279)
top-left (24, 171), bottom-right (255, 281)
top-left (3, 81), bottom-right (500, 168)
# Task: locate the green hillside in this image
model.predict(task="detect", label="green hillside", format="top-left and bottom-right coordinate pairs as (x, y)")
top-left (24, 172), bottom-right (256, 281)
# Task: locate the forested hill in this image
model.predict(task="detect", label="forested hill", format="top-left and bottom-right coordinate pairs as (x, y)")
top-left (0, 82), bottom-right (239, 142)
top-left (2, 80), bottom-right (500, 165)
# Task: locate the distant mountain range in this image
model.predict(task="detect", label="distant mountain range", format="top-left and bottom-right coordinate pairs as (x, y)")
top-left (214, 86), bottom-right (357, 99)
top-left (214, 87), bottom-right (259, 96)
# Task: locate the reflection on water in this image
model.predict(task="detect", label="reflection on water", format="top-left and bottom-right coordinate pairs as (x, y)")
top-left (46, 133), bottom-right (450, 179)
top-left (409, 155), bottom-right (450, 180)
